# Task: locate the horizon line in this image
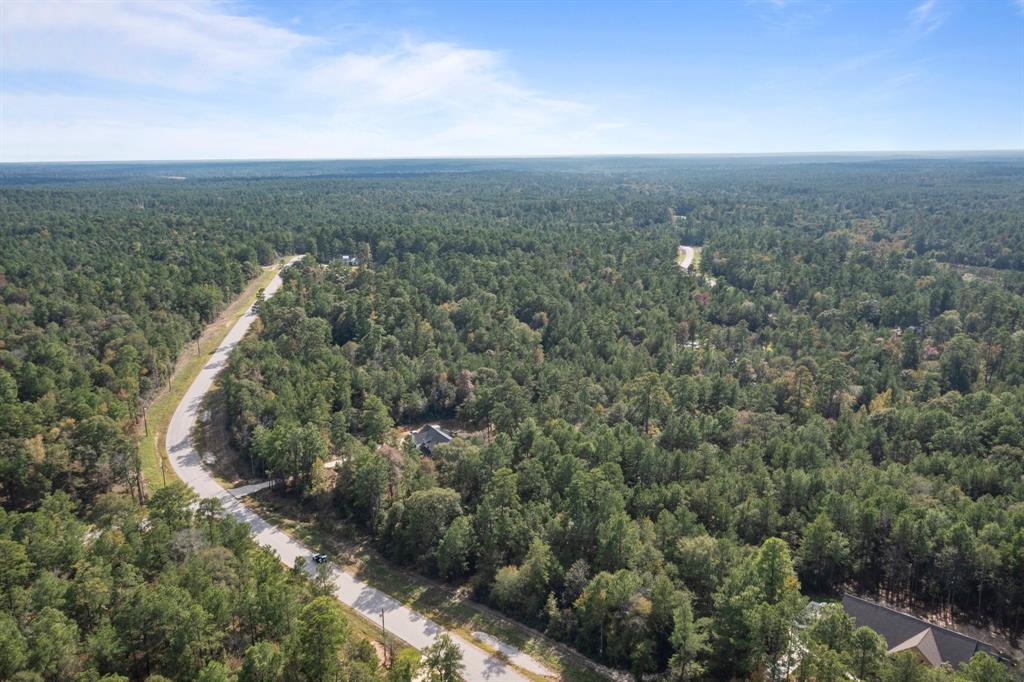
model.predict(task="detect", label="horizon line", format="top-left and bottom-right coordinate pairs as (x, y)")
top-left (2, 149), bottom-right (1022, 166)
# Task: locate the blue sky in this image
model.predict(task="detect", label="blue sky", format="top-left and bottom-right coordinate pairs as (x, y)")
top-left (1, 0), bottom-right (1021, 161)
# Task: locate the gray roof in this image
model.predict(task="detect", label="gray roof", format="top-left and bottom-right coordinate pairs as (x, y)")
top-left (842, 595), bottom-right (998, 667)
top-left (412, 424), bottom-right (452, 453)
top-left (889, 627), bottom-right (943, 667)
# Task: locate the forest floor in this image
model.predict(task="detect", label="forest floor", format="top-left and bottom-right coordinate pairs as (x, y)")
top-left (136, 258), bottom-right (289, 492)
top-left (243, 488), bottom-right (620, 682)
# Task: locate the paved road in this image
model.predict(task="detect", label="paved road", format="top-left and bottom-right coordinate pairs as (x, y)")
top-left (677, 245), bottom-right (695, 270)
top-left (677, 245), bottom-right (717, 287)
top-left (167, 256), bottom-right (549, 682)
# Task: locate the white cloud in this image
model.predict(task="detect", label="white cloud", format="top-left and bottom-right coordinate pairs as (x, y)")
top-left (910, 0), bottom-right (946, 34)
top-left (307, 41), bottom-right (507, 104)
top-left (297, 40), bottom-right (593, 151)
top-left (1, 0), bottom-right (315, 91)
top-left (0, 0), bottom-right (618, 160)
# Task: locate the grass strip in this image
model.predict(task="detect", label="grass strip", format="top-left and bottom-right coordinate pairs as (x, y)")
top-left (244, 490), bottom-right (612, 682)
top-left (137, 258), bottom-right (289, 491)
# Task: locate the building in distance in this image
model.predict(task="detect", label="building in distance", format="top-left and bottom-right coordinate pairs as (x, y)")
top-left (411, 424), bottom-right (453, 455)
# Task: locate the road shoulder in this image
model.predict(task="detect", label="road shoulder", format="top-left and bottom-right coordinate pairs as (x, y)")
top-left (137, 257), bottom-right (289, 491)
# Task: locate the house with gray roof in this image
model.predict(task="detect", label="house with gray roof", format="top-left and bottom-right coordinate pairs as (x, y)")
top-left (841, 595), bottom-right (1002, 668)
top-left (411, 424), bottom-right (453, 455)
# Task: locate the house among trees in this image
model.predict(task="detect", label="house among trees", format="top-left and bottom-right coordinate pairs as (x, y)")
top-left (841, 595), bottom-right (1001, 668)
top-left (339, 254), bottom-right (360, 265)
top-left (411, 424), bottom-right (453, 455)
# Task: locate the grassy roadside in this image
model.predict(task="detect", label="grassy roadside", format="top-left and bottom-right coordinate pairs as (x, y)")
top-left (133, 254), bottom-right (415, 666)
top-left (192, 386), bottom-right (255, 490)
top-left (244, 490), bottom-right (612, 682)
top-left (337, 597), bottom-right (418, 667)
top-left (137, 257), bottom-right (291, 491)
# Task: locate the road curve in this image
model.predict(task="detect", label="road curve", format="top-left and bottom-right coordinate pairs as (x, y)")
top-left (167, 256), bottom-right (548, 682)
top-left (677, 245), bottom-right (695, 270)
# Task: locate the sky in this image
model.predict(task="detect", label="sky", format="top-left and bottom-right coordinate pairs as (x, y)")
top-left (1, 0), bottom-right (1022, 162)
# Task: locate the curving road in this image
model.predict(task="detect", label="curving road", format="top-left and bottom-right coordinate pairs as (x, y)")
top-left (167, 256), bottom-right (550, 682)
top-left (678, 245), bottom-right (717, 287)
top-left (677, 245), bottom-right (695, 270)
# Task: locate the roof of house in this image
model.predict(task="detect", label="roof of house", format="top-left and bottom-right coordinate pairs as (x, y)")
top-left (412, 424), bottom-right (452, 452)
top-left (889, 627), bottom-right (943, 667)
top-left (842, 595), bottom-right (997, 668)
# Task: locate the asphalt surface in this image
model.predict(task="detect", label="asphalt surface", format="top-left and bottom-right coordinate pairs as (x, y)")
top-left (166, 256), bottom-right (549, 681)
top-left (677, 245), bottom-right (695, 270)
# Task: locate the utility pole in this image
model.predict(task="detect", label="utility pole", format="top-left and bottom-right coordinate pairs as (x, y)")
top-left (380, 608), bottom-right (388, 668)
top-left (135, 456), bottom-right (145, 505)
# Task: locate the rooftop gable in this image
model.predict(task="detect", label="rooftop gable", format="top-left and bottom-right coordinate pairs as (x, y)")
top-left (412, 424), bottom-right (453, 451)
top-left (889, 628), bottom-right (943, 667)
top-left (842, 595), bottom-right (997, 667)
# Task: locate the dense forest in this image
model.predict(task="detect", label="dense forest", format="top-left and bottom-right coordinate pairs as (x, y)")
top-left (0, 484), bottom-right (419, 681)
top-left (1, 157), bottom-right (1023, 680)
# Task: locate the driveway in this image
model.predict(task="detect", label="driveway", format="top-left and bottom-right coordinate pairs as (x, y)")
top-left (167, 256), bottom-right (549, 681)
top-left (677, 245), bottom-right (695, 270)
